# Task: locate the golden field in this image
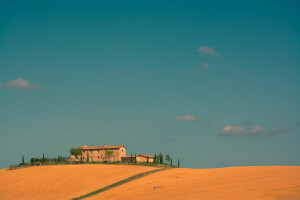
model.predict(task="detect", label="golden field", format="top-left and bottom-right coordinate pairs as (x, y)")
top-left (0, 164), bottom-right (156, 200)
top-left (0, 165), bottom-right (299, 200)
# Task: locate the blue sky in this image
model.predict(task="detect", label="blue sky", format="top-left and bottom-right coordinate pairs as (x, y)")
top-left (1, 0), bottom-right (299, 169)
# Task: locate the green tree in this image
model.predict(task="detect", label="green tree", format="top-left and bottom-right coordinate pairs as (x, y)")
top-left (57, 155), bottom-right (60, 163)
top-left (105, 150), bottom-right (113, 161)
top-left (178, 159), bottom-right (180, 168)
top-left (147, 155), bottom-right (149, 163)
top-left (22, 155), bottom-right (24, 165)
top-left (159, 153), bottom-right (163, 164)
top-left (171, 158), bottom-right (173, 166)
top-left (80, 153), bottom-right (83, 163)
top-left (154, 154), bottom-right (157, 163)
top-left (87, 152), bottom-right (90, 162)
top-left (42, 153), bottom-right (45, 163)
top-left (165, 154), bottom-right (170, 163)
top-left (130, 153), bottom-right (133, 163)
top-left (135, 154), bottom-right (137, 163)
top-left (70, 148), bottom-right (83, 157)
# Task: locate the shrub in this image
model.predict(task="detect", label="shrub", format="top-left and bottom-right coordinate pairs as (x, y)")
top-left (105, 150), bottom-right (113, 161)
top-left (31, 158), bottom-right (40, 163)
top-left (165, 154), bottom-right (170, 162)
top-left (70, 148), bottom-right (83, 157)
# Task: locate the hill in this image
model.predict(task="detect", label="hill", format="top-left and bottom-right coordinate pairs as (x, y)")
top-left (0, 164), bottom-right (157, 200)
top-left (0, 165), bottom-right (299, 200)
top-left (87, 166), bottom-right (300, 200)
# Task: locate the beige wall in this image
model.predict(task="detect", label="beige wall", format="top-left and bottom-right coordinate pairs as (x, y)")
top-left (70, 147), bottom-right (127, 162)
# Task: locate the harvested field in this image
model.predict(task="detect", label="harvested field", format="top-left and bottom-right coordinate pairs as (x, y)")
top-left (87, 166), bottom-right (300, 200)
top-left (0, 164), bottom-right (157, 200)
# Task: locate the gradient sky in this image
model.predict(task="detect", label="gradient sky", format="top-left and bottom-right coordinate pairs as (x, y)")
top-left (1, 0), bottom-right (300, 169)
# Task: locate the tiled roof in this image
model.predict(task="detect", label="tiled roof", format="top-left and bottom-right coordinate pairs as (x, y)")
top-left (139, 154), bottom-right (154, 158)
top-left (122, 154), bottom-right (154, 158)
top-left (79, 145), bottom-right (126, 150)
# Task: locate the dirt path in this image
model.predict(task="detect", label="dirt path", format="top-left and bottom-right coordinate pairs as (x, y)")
top-left (72, 168), bottom-right (166, 199)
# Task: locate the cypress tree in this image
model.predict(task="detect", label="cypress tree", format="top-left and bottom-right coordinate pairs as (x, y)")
top-left (22, 155), bottom-right (24, 165)
top-left (154, 154), bottom-right (157, 163)
top-left (80, 153), bottom-right (83, 163)
top-left (131, 153), bottom-right (133, 163)
top-left (159, 153), bottom-right (163, 164)
top-left (58, 155), bottom-right (59, 163)
top-left (135, 154), bottom-right (137, 163)
top-left (171, 158), bottom-right (172, 166)
top-left (87, 152), bottom-right (89, 162)
top-left (178, 159), bottom-right (180, 168)
top-left (147, 155), bottom-right (149, 163)
top-left (42, 153), bottom-right (45, 163)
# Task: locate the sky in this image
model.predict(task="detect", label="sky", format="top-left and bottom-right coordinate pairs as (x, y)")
top-left (0, 0), bottom-right (299, 169)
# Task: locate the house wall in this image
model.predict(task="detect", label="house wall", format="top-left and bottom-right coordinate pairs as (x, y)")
top-left (70, 147), bottom-right (127, 162)
top-left (120, 156), bottom-right (154, 163)
top-left (138, 156), bottom-right (154, 163)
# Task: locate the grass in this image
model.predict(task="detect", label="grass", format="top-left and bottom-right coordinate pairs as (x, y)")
top-left (71, 167), bottom-right (168, 200)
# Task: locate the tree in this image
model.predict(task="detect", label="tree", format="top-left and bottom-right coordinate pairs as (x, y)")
top-left (105, 150), bottom-right (113, 161)
top-left (87, 152), bottom-right (90, 162)
top-left (135, 154), bottom-right (137, 163)
top-left (159, 153), bottom-right (163, 164)
top-left (70, 148), bottom-right (83, 158)
top-left (58, 155), bottom-right (60, 163)
top-left (131, 153), bottom-right (133, 163)
top-left (80, 153), bottom-right (83, 163)
top-left (178, 159), bottom-right (180, 168)
top-left (165, 154), bottom-right (170, 163)
top-left (171, 158), bottom-right (173, 166)
top-left (153, 154), bottom-right (157, 163)
top-left (42, 153), bottom-right (45, 163)
top-left (22, 155), bottom-right (24, 165)
top-left (147, 155), bottom-right (149, 163)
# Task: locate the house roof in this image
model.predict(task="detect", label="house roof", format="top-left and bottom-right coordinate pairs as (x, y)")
top-left (79, 145), bottom-right (127, 150)
top-left (121, 154), bottom-right (154, 158)
top-left (138, 154), bottom-right (154, 158)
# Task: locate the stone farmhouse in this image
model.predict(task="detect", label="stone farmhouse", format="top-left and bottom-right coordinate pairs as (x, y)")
top-left (69, 144), bottom-right (154, 162)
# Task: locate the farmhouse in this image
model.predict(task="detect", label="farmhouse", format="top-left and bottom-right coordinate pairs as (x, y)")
top-left (70, 144), bottom-right (126, 161)
top-left (69, 144), bottom-right (154, 163)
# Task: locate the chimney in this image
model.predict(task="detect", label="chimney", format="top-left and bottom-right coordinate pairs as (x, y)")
top-left (104, 144), bottom-right (106, 147)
